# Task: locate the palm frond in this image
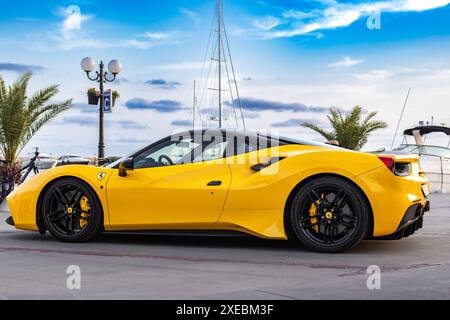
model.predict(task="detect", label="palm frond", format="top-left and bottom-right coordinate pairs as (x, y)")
top-left (26, 85), bottom-right (59, 114)
top-left (302, 105), bottom-right (388, 150)
top-left (19, 100), bottom-right (72, 154)
top-left (362, 111), bottom-right (378, 125)
top-left (0, 72), bottom-right (72, 162)
top-left (301, 122), bottom-right (336, 142)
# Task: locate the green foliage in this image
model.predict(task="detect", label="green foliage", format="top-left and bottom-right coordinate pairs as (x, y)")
top-left (0, 72), bottom-right (72, 163)
top-left (87, 88), bottom-right (99, 95)
top-left (302, 106), bottom-right (388, 151)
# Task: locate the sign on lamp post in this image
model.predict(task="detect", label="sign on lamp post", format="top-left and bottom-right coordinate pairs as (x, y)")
top-left (103, 90), bottom-right (112, 113)
top-left (81, 57), bottom-right (122, 165)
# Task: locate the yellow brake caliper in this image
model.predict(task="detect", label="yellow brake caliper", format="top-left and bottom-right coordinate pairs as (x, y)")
top-left (308, 195), bottom-right (324, 233)
top-left (79, 196), bottom-right (91, 228)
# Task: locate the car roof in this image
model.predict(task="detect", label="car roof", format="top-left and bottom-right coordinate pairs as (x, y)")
top-left (106, 129), bottom-right (342, 169)
top-left (174, 129), bottom-right (342, 149)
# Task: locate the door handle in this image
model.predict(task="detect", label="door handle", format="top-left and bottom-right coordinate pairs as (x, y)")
top-left (207, 181), bottom-right (222, 186)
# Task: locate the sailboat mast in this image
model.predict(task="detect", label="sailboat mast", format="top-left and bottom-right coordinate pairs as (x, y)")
top-left (390, 88), bottom-right (411, 150)
top-left (199, 0), bottom-right (245, 130)
top-left (193, 80), bottom-right (196, 131)
top-left (218, 0), bottom-right (222, 128)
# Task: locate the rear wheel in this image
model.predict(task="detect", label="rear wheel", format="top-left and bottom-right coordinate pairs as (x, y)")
top-left (42, 178), bottom-right (103, 242)
top-left (287, 176), bottom-right (370, 253)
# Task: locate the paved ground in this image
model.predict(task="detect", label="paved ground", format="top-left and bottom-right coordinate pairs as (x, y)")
top-left (0, 194), bottom-right (449, 300)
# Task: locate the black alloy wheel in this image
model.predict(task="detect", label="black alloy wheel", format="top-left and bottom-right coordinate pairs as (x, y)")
top-left (42, 178), bottom-right (103, 242)
top-left (287, 176), bottom-right (370, 253)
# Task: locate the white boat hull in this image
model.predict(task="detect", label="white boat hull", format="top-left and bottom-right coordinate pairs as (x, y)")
top-left (419, 156), bottom-right (450, 193)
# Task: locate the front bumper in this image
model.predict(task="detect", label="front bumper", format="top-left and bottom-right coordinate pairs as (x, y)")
top-left (374, 200), bottom-right (430, 240)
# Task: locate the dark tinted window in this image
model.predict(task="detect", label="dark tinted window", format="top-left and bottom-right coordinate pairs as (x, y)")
top-left (229, 133), bottom-right (287, 156)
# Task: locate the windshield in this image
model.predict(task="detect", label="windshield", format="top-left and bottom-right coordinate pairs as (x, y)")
top-left (394, 144), bottom-right (450, 158)
top-left (106, 152), bottom-right (134, 168)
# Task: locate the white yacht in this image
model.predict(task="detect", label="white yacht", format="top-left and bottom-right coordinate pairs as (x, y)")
top-left (393, 124), bottom-right (450, 193)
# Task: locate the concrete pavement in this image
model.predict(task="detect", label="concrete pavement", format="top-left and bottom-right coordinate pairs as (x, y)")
top-left (0, 194), bottom-right (449, 300)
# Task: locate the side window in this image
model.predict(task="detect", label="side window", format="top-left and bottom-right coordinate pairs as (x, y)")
top-left (235, 135), bottom-right (263, 155)
top-left (134, 138), bottom-right (200, 169)
top-left (193, 141), bottom-right (228, 163)
top-left (234, 134), bottom-right (282, 156)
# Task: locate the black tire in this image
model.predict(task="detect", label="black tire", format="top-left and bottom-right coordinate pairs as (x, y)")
top-left (286, 176), bottom-right (370, 253)
top-left (42, 177), bottom-right (103, 243)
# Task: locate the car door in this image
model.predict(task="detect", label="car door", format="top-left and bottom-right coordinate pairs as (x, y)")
top-left (106, 133), bottom-right (232, 229)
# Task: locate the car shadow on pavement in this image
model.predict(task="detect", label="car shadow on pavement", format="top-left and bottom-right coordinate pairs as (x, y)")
top-left (1, 229), bottom-right (414, 255)
top-left (99, 232), bottom-right (297, 250)
top-left (95, 232), bottom-right (403, 254)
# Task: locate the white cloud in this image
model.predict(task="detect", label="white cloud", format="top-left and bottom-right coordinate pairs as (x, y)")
top-left (142, 32), bottom-right (172, 40)
top-left (25, 6), bottom-right (180, 51)
top-left (252, 16), bottom-right (284, 31)
top-left (123, 39), bottom-right (159, 50)
top-left (62, 12), bottom-right (86, 32)
top-left (355, 70), bottom-right (395, 80)
top-left (56, 38), bottom-right (109, 51)
top-left (353, 67), bottom-right (450, 82)
top-left (180, 7), bottom-right (200, 25)
top-left (54, 37), bottom-right (180, 50)
top-left (124, 32), bottom-right (179, 49)
top-left (282, 10), bottom-right (318, 20)
top-left (59, 6), bottom-right (92, 39)
top-left (396, 0), bottom-right (450, 12)
top-left (154, 62), bottom-right (205, 71)
top-left (253, 0), bottom-right (450, 39)
top-left (329, 56), bottom-right (363, 68)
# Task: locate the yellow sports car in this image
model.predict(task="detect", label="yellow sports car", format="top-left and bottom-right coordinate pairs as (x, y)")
top-left (6, 129), bottom-right (430, 253)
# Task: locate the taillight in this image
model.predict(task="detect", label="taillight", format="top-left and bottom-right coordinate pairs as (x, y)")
top-left (377, 156), bottom-right (395, 173)
top-left (377, 156), bottom-right (412, 176)
top-left (394, 162), bottom-right (412, 176)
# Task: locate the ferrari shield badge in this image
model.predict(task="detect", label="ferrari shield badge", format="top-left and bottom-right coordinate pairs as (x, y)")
top-left (97, 172), bottom-right (106, 181)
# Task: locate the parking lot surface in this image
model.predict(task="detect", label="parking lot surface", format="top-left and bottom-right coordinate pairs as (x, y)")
top-left (0, 194), bottom-right (449, 300)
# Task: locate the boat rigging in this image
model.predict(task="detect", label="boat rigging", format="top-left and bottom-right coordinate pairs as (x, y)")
top-left (192, 0), bottom-right (246, 130)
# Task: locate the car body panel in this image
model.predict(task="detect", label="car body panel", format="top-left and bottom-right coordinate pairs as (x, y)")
top-left (7, 165), bottom-right (113, 231)
top-left (7, 142), bottom-right (429, 239)
top-left (106, 160), bottom-right (231, 229)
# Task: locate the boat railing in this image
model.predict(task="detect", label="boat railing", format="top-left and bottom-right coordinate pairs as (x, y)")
top-left (393, 144), bottom-right (449, 193)
top-left (394, 144), bottom-right (450, 158)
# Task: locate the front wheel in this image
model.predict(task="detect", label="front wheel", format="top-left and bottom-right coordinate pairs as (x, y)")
top-left (287, 176), bottom-right (370, 253)
top-left (42, 178), bottom-right (103, 242)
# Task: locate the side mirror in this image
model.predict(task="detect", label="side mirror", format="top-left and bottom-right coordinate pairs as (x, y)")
top-left (118, 157), bottom-right (134, 177)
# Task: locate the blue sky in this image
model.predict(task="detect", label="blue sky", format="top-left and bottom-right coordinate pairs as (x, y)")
top-left (1, 0), bottom-right (450, 156)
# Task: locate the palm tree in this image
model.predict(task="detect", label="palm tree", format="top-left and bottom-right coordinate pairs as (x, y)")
top-left (0, 72), bottom-right (72, 163)
top-left (302, 106), bottom-right (387, 150)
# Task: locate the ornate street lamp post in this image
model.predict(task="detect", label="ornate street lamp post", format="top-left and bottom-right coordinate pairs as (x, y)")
top-left (81, 57), bottom-right (122, 165)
